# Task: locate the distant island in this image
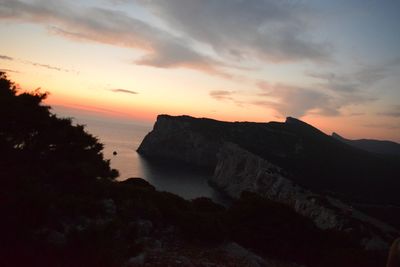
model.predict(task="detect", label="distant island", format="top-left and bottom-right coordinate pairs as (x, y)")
top-left (1, 72), bottom-right (399, 267)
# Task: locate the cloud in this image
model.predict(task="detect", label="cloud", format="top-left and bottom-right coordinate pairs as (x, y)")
top-left (269, 64), bottom-right (394, 117)
top-left (0, 0), bottom-right (228, 77)
top-left (0, 52), bottom-right (74, 73)
top-left (348, 112), bottom-right (365, 116)
top-left (138, 0), bottom-right (332, 63)
top-left (378, 112), bottom-right (400, 117)
top-left (209, 90), bottom-right (235, 101)
top-left (110, 88), bottom-right (138, 95)
top-left (307, 72), bottom-right (359, 92)
top-left (217, 60), bottom-right (393, 120)
top-left (0, 0), bottom-right (332, 78)
top-left (362, 123), bottom-right (400, 130)
top-left (377, 105), bottom-right (400, 117)
top-left (255, 83), bottom-right (337, 117)
top-left (209, 83), bottom-right (340, 117)
top-left (208, 61), bottom-right (383, 118)
top-left (133, 38), bottom-right (230, 78)
top-left (208, 79), bottom-right (373, 118)
top-left (209, 90), bottom-right (247, 107)
top-left (24, 60), bottom-right (73, 72)
top-left (0, 68), bottom-right (19, 73)
top-left (307, 60), bottom-right (399, 93)
top-left (0, 54), bottom-right (13, 60)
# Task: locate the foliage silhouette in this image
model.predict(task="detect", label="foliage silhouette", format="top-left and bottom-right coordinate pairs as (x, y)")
top-left (0, 71), bottom-right (118, 185)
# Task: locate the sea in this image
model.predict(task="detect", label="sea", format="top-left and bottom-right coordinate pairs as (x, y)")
top-left (52, 107), bottom-right (224, 202)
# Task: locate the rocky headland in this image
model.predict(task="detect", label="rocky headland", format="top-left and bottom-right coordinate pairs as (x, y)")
top-left (138, 115), bottom-right (400, 204)
top-left (138, 114), bottom-right (400, 251)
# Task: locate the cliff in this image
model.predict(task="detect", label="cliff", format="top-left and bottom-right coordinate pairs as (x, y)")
top-left (138, 115), bottom-right (400, 205)
top-left (211, 143), bottom-right (343, 230)
top-left (137, 115), bottom-right (400, 250)
top-left (137, 115), bottom-right (221, 168)
top-left (211, 143), bottom-right (399, 250)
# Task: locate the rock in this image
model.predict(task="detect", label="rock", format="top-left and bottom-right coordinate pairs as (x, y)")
top-left (152, 239), bottom-right (163, 251)
top-left (175, 255), bottom-right (192, 266)
top-left (35, 228), bottom-right (66, 246)
top-left (137, 115), bottom-right (220, 168)
top-left (125, 253), bottom-right (146, 267)
top-left (134, 219), bottom-right (153, 237)
top-left (121, 177), bottom-right (156, 190)
top-left (362, 236), bottom-right (389, 250)
top-left (137, 114), bottom-right (400, 207)
top-left (102, 198), bottom-right (116, 216)
top-left (387, 238), bottom-right (400, 267)
top-left (47, 230), bottom-right (66, 246)
top-left (222, 242), bottom-right (308, 267)
top-left (223, 242), bottom-right (266, 267)
top-left (74, 216), bottom-right (91, 232)
top-left (211, 143), bottom-right (398, 249)
top-left (211, 143), bottom-right (344, 230)
top-left (138, 115), bottom-right (400, 250)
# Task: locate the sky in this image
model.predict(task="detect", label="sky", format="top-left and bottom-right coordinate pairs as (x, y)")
top-left (0, 0), bottom-right (399, 141)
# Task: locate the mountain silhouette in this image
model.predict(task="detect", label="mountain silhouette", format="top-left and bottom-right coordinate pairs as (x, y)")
top-left (332, 132), bottom-right (400, 156)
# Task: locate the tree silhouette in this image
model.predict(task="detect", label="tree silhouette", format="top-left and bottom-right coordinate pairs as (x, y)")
top-left (0, 71), bottom-right (118, 185)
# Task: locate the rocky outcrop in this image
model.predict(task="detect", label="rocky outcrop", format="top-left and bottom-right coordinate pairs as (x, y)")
top-left (211, 143), bottom-right (399, 249)
top-left (138, 115), bottom-right (400, 205)
top-left (386, 238), bottom-right (400, 267)
top-left (138, 115), bottom-right (400, 250)
top-left (137, 115), bottom-right (220, 168)
top-left (211, 143), bottom-right (345, 230)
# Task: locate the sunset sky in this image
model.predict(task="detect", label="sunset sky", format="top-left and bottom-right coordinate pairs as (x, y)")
top-left (1, 0), bottom-right (399, 141)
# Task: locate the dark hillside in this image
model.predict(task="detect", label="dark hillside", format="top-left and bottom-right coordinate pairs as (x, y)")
top-left (332, 132), bottom-right (400, 157)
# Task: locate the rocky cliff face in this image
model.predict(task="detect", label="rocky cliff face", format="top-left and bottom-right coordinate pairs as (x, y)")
top-left (137, 115), bottom-right (220, 168)
top-left (212, 143), bottom-right (343, 230)
top-left (211, 143), bottom-right (399, 250)
top-left (137, 115), bottom-right (400, 250)
top-left (138, 115), bottom-right (400, 205)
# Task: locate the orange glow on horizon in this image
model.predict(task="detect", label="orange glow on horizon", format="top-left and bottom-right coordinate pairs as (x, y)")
top-left (2, 23), bottom-right (399, 143)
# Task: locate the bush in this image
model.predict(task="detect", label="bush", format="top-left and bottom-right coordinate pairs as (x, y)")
top-left (0, 71), bottom-right (118, 185)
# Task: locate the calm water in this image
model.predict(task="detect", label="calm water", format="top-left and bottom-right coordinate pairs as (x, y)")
top-left (54, 109), bottom-right (222, 201)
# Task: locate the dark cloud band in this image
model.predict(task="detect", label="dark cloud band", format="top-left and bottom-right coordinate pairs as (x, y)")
top-left (0, 54), bottom-right (14, 60)
top-left (110, 88), bottom-right (138, 95)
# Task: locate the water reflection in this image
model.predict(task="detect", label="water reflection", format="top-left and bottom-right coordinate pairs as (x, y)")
top-left (137, 155), bottom-right (229, 204)
top-left (56, 113), bottom-right (229, 204)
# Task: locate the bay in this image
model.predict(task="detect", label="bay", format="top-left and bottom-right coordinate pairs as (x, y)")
top-left (52, 107), bottom-right (222, 201)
